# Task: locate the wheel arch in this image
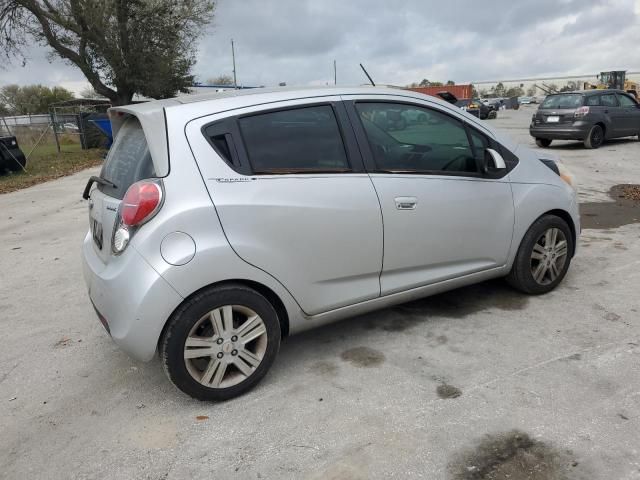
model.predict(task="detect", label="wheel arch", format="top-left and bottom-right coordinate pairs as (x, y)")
top-left (543, 209), bottom-right (577, 257)
top-left (158, 279), bottom-right (291, 352)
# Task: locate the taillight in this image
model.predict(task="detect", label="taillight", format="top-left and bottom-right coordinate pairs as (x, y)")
top-left (574, 106), bottom-right (589, 118)
top-left (121, 181), bottom-right (162, 227)
top-left (112, 180), bottom-right (163, 255)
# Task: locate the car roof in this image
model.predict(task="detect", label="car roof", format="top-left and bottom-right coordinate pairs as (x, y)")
top-left (110, 85), bottom-right (494, 178)
top-left (547, 89), bottom-right (625, 96)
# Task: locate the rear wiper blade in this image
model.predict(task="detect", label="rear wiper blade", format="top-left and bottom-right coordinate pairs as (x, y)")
top-left (83, 175), bottom-right (117, 200)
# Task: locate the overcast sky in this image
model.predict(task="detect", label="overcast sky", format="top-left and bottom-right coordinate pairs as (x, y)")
top-left (1, 0), bottom-right (639, 95)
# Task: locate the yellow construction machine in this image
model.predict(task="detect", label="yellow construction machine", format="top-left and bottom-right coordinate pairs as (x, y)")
top-left (583, 71), bottom-right (638, 97)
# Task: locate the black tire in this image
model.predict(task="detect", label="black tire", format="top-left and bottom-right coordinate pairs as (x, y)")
top-left (584, 124), bottom-right (604, 149)
top-left (160, 284), bottom-right (281, 401)
top-left (535, 138), bottom-right (552, 148)
top-left (506, 215), bottom-right (573, 295)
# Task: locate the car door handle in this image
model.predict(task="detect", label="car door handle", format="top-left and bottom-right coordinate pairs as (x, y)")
top-left (395, 196), bottom-right (417, 210)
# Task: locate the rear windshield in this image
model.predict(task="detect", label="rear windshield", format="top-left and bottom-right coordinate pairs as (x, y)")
top-left (99, 117), bottom-right (155, 199)
top-left (541, 94), bottom-right (584, 109)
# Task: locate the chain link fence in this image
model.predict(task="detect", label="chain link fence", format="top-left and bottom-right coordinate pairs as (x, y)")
top-left (1, 99), bottom-right (111, 163)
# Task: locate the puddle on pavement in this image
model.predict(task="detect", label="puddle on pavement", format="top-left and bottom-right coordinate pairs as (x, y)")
top-left (340, 346), bottom-right (385, 367)
top-left (437, 383), bottom-right (462, 399)
top-left (448, 430), bottom-right (580, 480)
top-left (580, 184), bottom-right (640, 229)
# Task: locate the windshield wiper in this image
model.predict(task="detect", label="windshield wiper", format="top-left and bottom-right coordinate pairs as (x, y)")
top-left (82, 176), bottom-right (117, 200)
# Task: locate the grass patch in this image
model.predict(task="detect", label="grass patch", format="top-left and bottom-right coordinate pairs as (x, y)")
top-left (0, 146), bottom-right (104, 194)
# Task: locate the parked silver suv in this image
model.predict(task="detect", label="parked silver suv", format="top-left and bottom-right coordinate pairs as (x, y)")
top-left (82, 87), bottom-right (580, 400)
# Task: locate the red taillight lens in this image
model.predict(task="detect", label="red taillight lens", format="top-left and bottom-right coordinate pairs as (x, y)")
top-left (121, 181), bottom-right (162, 227)
top-left (574, 106), bottom-right (590, 118)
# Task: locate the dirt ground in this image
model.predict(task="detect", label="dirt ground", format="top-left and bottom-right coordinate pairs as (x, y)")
top-left (1, 106), bottom-right (639, 479)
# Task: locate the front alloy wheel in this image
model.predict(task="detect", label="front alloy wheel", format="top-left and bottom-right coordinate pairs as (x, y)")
top-left (506, 214), bottom-right (573, 294)
top-left (161, 285), bottom-right (280, 401)
top-left (529, 228), bottom-right (569, 285)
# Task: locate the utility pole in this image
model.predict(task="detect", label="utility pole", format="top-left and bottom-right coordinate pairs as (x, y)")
top-left (334, 60), bottom-right (337, 85)
top-left (231, 39), bottom-right (238, 89)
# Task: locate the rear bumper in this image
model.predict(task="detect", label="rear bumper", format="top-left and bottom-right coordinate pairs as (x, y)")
top-left (530, 122), bottom-right (591, 140)
top-left (82, 232), bottom-right (183, 362)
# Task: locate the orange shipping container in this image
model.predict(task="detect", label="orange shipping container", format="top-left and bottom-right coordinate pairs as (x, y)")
top-left (407, 85), bottom-right (473, 100)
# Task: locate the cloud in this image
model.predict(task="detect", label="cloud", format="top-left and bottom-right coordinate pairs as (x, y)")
top-left (1, 0), bottom-right (639, 94)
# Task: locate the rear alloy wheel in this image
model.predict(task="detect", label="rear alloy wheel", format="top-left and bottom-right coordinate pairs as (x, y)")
top-left (161, 285), bottom-right (281, 401)
top-left (535, 138), bottom-right (552, 148)
top-left (584, 124), bottom-right (604, 149)
top-left (506, 215), bottom-right (573, 294)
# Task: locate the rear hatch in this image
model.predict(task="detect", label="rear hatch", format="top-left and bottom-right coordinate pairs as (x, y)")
top-left (534, 93), bottom-right (584, 125)
top-left (87, 116), bottom-right (156, 263)
top-left (435, 91), bottom-right (458, 104)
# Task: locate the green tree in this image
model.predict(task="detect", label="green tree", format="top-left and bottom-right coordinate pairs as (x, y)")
top-left (419, 79), bottom-right (430, 87)
top-left (526, 86), bottom-right (537, 97)
top-left (446, 80), bottom-right (455, 86)
top-left (207, 75), bottom-right (234, 86)
top-left (505, 86), bottom-right (524, 98)
top-left (0, 84), bottom-right (74, 114)
top-left (493, 82), bottom-right (506, 97)
top-left (0, 0), bottom-right (215, 106)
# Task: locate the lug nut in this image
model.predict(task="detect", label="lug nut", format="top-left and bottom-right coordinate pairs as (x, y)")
top-left (231, 349), bottom-right (238, 356)
top-left (216, 338), bottom-right (224, 345)
top-left (217, 352), bottom-right (224, 358)
top-left (231, 335), bottom-right (238, 342)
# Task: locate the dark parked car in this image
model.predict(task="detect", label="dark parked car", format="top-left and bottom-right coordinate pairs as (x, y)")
top-left (0, 136), bottom-right (27, 173)
top-left (455, 98), bottom-right (492, 120)
top-left (530, 90), bottom-right (640, 149)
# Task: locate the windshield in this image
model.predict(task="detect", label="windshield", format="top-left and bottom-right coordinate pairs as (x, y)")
top-left (98, 117), bottom-right (156, 200)
top-left (541, 94), bottom-right (584, 109)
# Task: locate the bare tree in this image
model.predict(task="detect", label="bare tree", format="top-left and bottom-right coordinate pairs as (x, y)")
top-left (0, 0), bottom-right (215, 105)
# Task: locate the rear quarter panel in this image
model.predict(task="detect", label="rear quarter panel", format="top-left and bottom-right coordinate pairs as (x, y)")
top-left (130, 109), bottom-right (305, 335)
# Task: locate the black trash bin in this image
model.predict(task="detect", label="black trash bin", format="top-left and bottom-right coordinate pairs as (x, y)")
top-left (0, 136), bottom-right (27, 173)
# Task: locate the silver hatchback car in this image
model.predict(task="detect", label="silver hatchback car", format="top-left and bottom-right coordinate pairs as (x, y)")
top-left (82, 87), bottom-right (579, 400)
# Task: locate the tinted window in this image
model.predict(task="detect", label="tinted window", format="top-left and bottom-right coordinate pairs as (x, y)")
top-left (468, 127), bottom-right (490, 160)
top-left (585, 96), bottom-right (600, 106)
top-left (617, 94), bottom-right (637, 107)
top-left (541, 94), bottom-right (583, 109)
top-left (601, 94), bottom-right (618, 107)
top-left (239, 105), bottom-right (349, 174)
top-left (99, 117), bottom-right (155, 199)
top-left (355, 103), bottom-right (478, 174)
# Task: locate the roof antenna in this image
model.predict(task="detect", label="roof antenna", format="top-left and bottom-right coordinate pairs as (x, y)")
top-left (360, 63), bottom-right (376, 87)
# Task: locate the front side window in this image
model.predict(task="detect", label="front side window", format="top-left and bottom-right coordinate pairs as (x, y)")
top-left (601, 94), bottom-right (618, 107)
top-left (238, 105), bottom-right (350, 174)
top-left (617, 94), bottom-right (637, 107)
top-left (355, 103), bottom-right (478, 174)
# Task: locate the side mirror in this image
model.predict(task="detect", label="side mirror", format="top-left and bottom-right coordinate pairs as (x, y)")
top-left (484, 148), bottom-right (507, 172)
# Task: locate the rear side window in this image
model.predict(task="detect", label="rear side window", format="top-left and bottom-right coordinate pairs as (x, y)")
top-left (541, 95), bottom-right (583, 109)
top-left (99, 117), bottom-right (155, 199)
top-left (601, 94), bottom-right (618, 107)
top-left (586, 96), bottom-right (600, 106)
top-left (238, 105), bottom-right (350, 174)
top-left (617, 94), bottom-right (637, 107)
